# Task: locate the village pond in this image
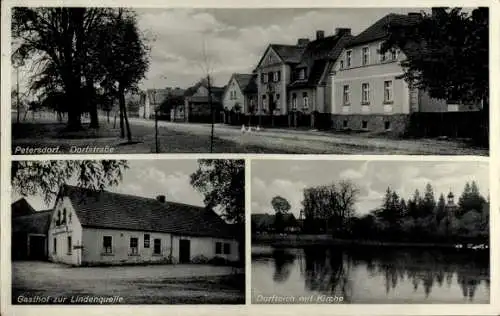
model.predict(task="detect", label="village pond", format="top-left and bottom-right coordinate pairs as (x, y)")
top-left (251, 245), bottom-right (489, 304)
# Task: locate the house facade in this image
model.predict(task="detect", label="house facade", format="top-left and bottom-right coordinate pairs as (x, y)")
top-left (222, 73), bottom-right (258, 124)
top-left (185, 81), bottom-right (225, 123)
top-left (47, 185), bottom-right (240, 266)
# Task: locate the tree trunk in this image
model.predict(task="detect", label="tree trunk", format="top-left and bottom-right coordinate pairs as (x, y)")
top-left (86, 79), bottom-right (99, 129)
top-left (119, 86), bottom-right (132, 142)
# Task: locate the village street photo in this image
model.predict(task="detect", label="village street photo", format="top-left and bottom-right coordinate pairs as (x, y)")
top-left (10, 7), bottom-right (488, 155)
top-left (251, 159), bottom-right (490, 304)
top-left (11, 159), bottom-right (245, 304)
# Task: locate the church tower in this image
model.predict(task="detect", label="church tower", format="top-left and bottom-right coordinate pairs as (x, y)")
top-left (446, 190), bottom-right (458, 213)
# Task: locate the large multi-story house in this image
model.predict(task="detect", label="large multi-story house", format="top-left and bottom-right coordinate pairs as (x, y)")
top-left (330, 12), bottom-right (481, 135)
top-left (251, 27), bottom-right (353, 128)
top-left (222, 73), bottom-right (258, 124)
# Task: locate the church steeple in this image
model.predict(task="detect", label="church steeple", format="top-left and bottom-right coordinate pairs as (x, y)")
top-left (447, 190), bottom-right (455, 206)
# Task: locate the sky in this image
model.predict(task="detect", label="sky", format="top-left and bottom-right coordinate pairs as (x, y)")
top-left (11, 159), bottom-right (205, 211)
top-left (13, 7), bottom-right (437, 94)
top-left (251, 160), bottom-right (490, 217)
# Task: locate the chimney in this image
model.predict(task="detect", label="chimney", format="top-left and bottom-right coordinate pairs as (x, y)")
top-left (297, 38), bottom-right (310, 47)
top-left (156, 195), bottom-right (166, 203)
top-left (316, 30), bottom-right (325, 40)
top-left (335, 28), bottom-right (351, 36)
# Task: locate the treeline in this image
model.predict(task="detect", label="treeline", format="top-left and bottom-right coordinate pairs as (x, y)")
top-left (300, 180), bottom-right (489, 244)
top-left (352, 182), bottom-right (489, 243)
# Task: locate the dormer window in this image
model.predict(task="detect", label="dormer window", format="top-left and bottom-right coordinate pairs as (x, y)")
top-left (379, 44), bottom-right (386, 62)
top-left (340, 60), bottom-right (344, 69)
top-left (298, 68), bottom-right (306, 80)
top-left (346, 50), bottom-right (352, 67)
top-left (362, 47), bottom-right (370, 66)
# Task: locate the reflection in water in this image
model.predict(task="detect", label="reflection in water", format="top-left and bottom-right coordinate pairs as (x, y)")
top-left (253, 246), bottom-right (489, 303)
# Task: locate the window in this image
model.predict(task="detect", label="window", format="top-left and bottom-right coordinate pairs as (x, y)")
top-left (362, 47), bottom-right (370, 66)
top-left (384, 80), bottom-right (393, 103)
top-left (379, 44), bottom-right (386, 62)
top-left (302, 92), bottom-right (309, 109)
top-left (260, 73), bottom-right (265, 83)
top-left (391, 49), bottom-right (398, 61)
top-left (67, 236), bottom-right (72, 254)
top-left (362, 121), bottom-right (368, 129)
top-left (362, 83), bottom-right (370, 104)
top-left (62, 209), bottom-right (67, 224)
top-left (273, 71), bottom-right (280, 82)
top-left (262, 95), bottom-right (267, 111)
top-left (56, 210), bottom-right (61, 226)
top-left (68, 213), bottom-right (72, 223)
top-left (130, 237), bottom-right (138, 255)
top-left (263, 73), bottom-right (268, 83)
top-left (103, 236), bottom-right (112, 254)
top-left (346, 50), bottom-right (352, 67)
top-left (292, 93), bottom-right (297, 110)
top-left (299, 68), bottom-right (305, 80)
top-left (144, 234), bottom-right (150, 248)
top-left (276, 94), bottom-right (280, 108)
top-left (340, 60), bottom-right (344, 69)
top-left (154, 239), bottom-right (161, 254)
top-left (215, 242), bottom-right (222, 254)
top-left (384, 121), bottom-right (391, 130)
top-left (343, 85), bottom-right (350, 105)
top-left (53, 237), bottom-right (57, 254)
top-left (223, 243), bottom-right (231, 254)
top-left (343, 120), bottom-right (348, 128)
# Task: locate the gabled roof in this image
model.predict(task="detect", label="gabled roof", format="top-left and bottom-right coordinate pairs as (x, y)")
top-left (289, 33), bottom-right (353, 89)
top-left (12, 209), bottom-right (52, 234)
top-left (60, 185), bottom-right (236, 239)
top-left (271, 44), bottom-right (306, 64)
top-left (346, 13), bottom-right (422, 48)
top-left (146, 88), bottom-right (186, 105)
top-left (234, 74), bottom-right (258, 94)
top-left (11, 198), bottom-right (36, 218)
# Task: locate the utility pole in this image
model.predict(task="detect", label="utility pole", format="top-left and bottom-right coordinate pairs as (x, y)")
top-left (208, 74), bottom-right (214, 153)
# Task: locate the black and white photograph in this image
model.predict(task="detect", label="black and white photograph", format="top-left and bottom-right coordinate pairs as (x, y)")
top-left (251, 159), bottom-right (490, 304)
top-left (11, 159), bottom-right (245, 304)
top-left (10, 7), bottom-right (488, 155)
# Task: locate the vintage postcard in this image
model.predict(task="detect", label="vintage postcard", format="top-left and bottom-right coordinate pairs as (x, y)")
top-left (7, 6), bottom-right (489, 155)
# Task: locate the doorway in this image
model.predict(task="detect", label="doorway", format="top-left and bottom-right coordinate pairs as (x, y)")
top-left (29, 235), bottom-right (47, 260)
top-left (179, 239), bottom-right (191, 263)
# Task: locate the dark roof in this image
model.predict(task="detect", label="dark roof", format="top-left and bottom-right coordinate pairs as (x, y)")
top-left (346, 13), bottom-right (421, 48)
top-left (289, 33), bottom-right (353, 88)
top-left (146, 88), bottom-right (186, 105)
top-left (271, 44), bottom-right (306, 64)
top-left (61, 185), bottom-right (236, 239)
top-left (12, 210), bottom-right (52, 234)
top-left (11, 198), bottom-right (36, 218)
top-left (234, 74), bottom-right (258, 94)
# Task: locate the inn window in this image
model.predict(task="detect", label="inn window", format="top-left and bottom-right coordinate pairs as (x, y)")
top-left (130, 237), bottom-right (138, 255)
top-left (262, 95), bottom-right (267, 111)
top-left (362, 83), bottom-right (370, 104)
top-left (215, 242), bottom-right (222, 254)
top-left (292, 93), bottom-right (297, 110)
top-left (103, 236), bottom-right (112, 254)
top-left (53, 237), bottom-right (57, 254)
top-left (362, 120), bottom-right (368, 129)
top-left (302, 92), bottom-right (309, 109)
top-left (223, 243), bottom-right (231, 255)
top-left (346, 50), bottom-right (352, 67)
top-left (144, 234), bottom-right (150, 248)
top-left (362, 47), bottom-right (370, 66)
top-left (343, 120), bottom-right (348, 128)
top-left (67, 236), bottom-right (72, 255)
top-left (154, 239), bottom-right (161, 254)
top-left (343, 85), bottom-right (350, 105)
top-left (384, 80), bottom-right (393, 103)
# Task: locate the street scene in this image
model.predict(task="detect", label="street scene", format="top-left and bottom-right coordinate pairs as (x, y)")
top-left (251, 160), bottom-right (490, 304)
top-left (11, 7), bottom-right (488, 155)
top-left (11, 159), bottom-right (245, 304)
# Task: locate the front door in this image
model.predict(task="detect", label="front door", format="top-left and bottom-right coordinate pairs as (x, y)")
top-left (179, 239), bottom-right (191, 263)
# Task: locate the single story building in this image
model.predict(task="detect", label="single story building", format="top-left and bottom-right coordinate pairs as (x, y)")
top-left (48, 185), bottom-right (240, 266)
